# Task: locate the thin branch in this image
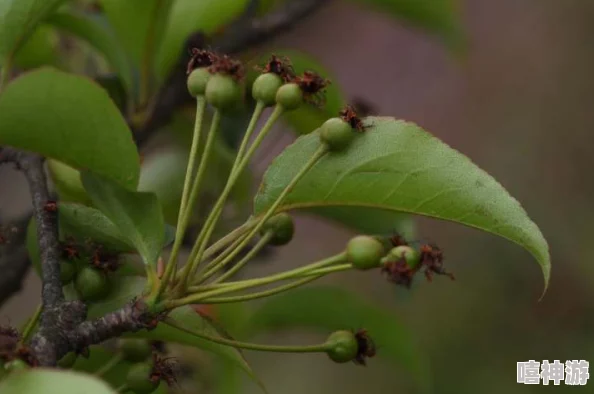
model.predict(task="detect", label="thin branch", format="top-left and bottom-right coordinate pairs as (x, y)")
top-left (66, 300), bottom-right (158, 354)
top-left (19, 154), bottom-right (63, 308)
top-left (134, 0), bottom-right (329, 146)
top-left (0, 148), bottom-right (64, 365)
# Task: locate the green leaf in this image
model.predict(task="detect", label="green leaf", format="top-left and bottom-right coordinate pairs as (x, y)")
top-left (25, 205), bottom-right (145, 276)
top-left (0, 68), bottom-right (140, 189)
top-left (46, 11), bottom-right (133, 93)
top-left (12, 26), bottom-right (60, 69)
top-left (59, 203), bottom-right (135, 252)
top-left (47, 160), bottom-right (91, 204)
top-left (248, 286), bottom-right (430, 390)
top-left (0, 0), bottom-right (66, 67)
top-left (349, 0), bottom-right (463, 48)
top-left (255, 117), bottom-right (550, 289)
top-left (82, 172), bottom-right (165, 268)
top-left (155, 0), bottom-right (248, 81)
top-left (134, 306), bottom-right (266, 391)
top-left (0, 369), bottom-right (115, 394)
top-left (250, 49), bottom-right (346, 135)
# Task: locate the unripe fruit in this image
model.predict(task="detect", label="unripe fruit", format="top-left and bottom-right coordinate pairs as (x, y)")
top-left (187, 68), bottom-right (211, 97)
top-left (347, 235), bottom-right (385, 270)
top-left (275, 83), bottom-right (303, 110)
top-left (252, 73), bottom-right (283, 106)
top-left (126, 362), bottom-right (159, 394)
top-left (205, 74), bottom-right (242, 110)
top-left (326, 330), bottom-right (358, 363)
top-left (58, 352), bottom-right (77, 368)
top-left (60, 260), bottom-right (76, 285)
top-left (387, 245), bottom-right (420, 269)
top-left (261, 213), bottom-right (294, 246)
top-left (320, 118), bottom-right (354, 151)
top-left (74, 267), bottom-right (110, 302)
top-left (4, 359), bottom-right (29, 372)
top-left (119, 339), bottom-right (153, 362)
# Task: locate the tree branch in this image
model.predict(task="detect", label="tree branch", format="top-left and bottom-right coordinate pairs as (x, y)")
top-left (67, 300), bottom-right (157, 353)
top-left (19, 153), bottom-right (63, 308)
top-left (134, 0), bottom-right (329, 146)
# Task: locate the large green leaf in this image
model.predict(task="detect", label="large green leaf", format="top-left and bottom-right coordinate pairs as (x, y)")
top-left (135, 306), bottom-right (265, 391)
top-left (155, 0), bottom-right (248, 81)
top-left (248, 286), bottom-right (430, 390)
top-left (254, 117), bottom-right (550, 289)
top-left (349, 0), bottom-right (463, 48)
top-left (0, 0), bottom-right (66, 67)
top-left (46, 11), bottom-right (133, 93)
top-left (82, 172), bottom-right (165, 268)
top-left (0, 68), bottom-right (140, 189)
top-left (0, 369), bottom-right (115, 394)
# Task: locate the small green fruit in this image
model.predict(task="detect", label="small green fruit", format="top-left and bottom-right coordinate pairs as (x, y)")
top-left (4, 359), bottom-right (29, 372)
top-left (326, 330), bottom-right (358, 363)
top-left (261, 213), bottom-right (295, 246)
top-left (205, 74), bottom-right (242, 110)
top-left (74, 267), bottom-right (110, 302)
top-left (58, 352), bottom-right (77, 368)
top-left (387, 245), bottom-right (420, 269)
top-left (275, 83), bottom-right (303, 110)
top-left (60, 260), bottom-right (77, 285)
top-left (187, 68), bottom-right (211, 97)
top-left (126, 362), bottom-right (159, 394)
top-left (347, 235), bottom-right (385, 270)
top-left (119, 339), bottom-right (153, 362)
top-left (320, 117), bottom-right (354, 151)
top-left (252, 73), bottom-right (283, 106)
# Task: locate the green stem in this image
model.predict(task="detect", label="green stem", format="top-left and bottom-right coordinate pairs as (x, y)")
top-left (191, 144), bottom-right (328, 286)
top-left (173, 218), bottom-right (257, 284)
top-left (94, 354), bottom-right (123, 377)
top-left (234, 101), bottom-right (265, 166)
top-left (157, 98), bottom-right (206, 297)
top-left (180, 105), bottom-right (284, 289)
top-left (201, 232), bottom-right (273, 284)
top-left (115, 383), bottom-right (129, 393)
top-left (201, 231), bottom-right (249, 274)
top-left (19, 305), bottom-right (42, 343)
top-left (165, 318), bottom-right (331, 353)
top-left (201, 275), bottom-right (322, 304)
top-left (169, 252), bottom-right (346, 307)
top-left (305, 263), bottom-right (353, 276)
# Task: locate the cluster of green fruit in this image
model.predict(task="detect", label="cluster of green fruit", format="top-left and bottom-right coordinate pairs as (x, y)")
top-left (59, 248), bottom-right (115, 302)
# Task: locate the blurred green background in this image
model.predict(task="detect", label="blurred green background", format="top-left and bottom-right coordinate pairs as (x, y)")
top-left (1, 0), bottom-right (592, 393)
